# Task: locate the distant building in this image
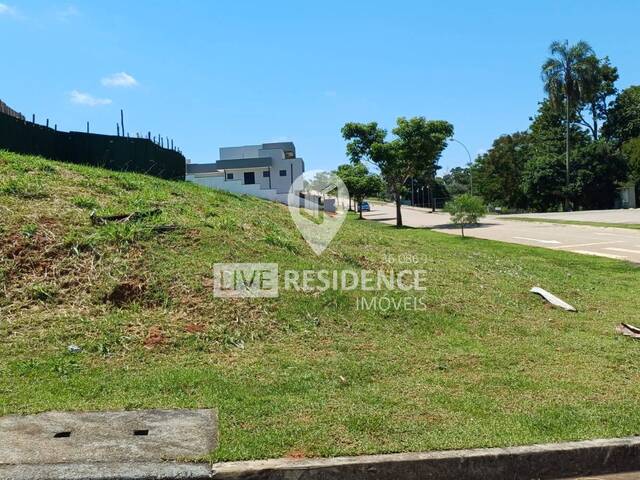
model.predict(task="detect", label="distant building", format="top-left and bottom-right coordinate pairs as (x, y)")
top-left (617, 181), bottom-right (638, 209)
top-left (186, 142), bottom-right (305, 203)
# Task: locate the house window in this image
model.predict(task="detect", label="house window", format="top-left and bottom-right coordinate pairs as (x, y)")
top-left (263, 170), bottom-right (270, 178)
top-left (279, 169), bottom-right (287, 177)
top-left (226, 173), bottom-right (234, 180)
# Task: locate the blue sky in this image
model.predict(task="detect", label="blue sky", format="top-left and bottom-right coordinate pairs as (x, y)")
top-left (2, 1), bottom-right (639, 172)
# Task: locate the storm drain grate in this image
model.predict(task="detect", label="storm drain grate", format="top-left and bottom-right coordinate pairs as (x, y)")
top-left (0, 409), bottom-right (217, 464)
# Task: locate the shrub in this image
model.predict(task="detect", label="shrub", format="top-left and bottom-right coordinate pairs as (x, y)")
top-left (445, 194), bottom-right (486, 237)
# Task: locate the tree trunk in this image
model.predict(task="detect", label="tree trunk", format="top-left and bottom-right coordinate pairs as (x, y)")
top-left (395, 193), bottom-right (403, 227)
top-left (461, 224), bottom-right (465, 238)
top-left (430, 180), bottom-right (436, 213)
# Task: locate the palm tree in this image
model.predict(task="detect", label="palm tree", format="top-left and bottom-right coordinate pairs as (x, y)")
top-left (541, 40), bottom-right (594, 210)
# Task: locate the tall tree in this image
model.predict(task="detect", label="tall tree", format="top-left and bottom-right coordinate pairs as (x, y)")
top-left (568, 141), bottom-right (627, 210)
top-left (342, 117), bottom-right (453, 227)
top-left (542, 40), bottom-right (595, 209)
top-left (603, 86), bottom-right (640, 144)
top-left (336, 163), bottom-right (384, 217)
top-left (521, 153), bottom-right (566, 212)
top-left (576, 56), bottom-right (618, 140)
top-left (473, 132), bottom-right (531, 209)
top-left (392, 117), bottom-right (453, 213)
top-left (527, 100), bottom-right (590, 211)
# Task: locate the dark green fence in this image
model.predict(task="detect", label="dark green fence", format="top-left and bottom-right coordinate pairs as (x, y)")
top-left (0, 111), bottom-right (185, 180)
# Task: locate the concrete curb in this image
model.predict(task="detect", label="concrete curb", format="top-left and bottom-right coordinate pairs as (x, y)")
top-left (2, 437), bottom-right (640, 479)
top-left (211, 437), bottom-right (640, 480)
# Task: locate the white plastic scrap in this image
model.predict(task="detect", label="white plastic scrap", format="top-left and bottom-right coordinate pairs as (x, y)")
top-left (530, 287), bottom-right (577, 312)
top-left (67, 344), bottom-right (82, 354)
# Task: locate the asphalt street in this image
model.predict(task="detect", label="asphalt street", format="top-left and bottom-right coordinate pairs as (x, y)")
top-left (363, 205), bottom-right (640, 263)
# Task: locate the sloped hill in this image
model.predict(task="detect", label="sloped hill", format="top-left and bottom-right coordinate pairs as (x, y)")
top-left (1, 150), bottom-right (640, 461)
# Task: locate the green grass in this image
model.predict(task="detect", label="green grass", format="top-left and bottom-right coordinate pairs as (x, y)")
top-left (2, 150), bottom-right (640, 462)
top-left (503, 216), bottom-right (640, 230)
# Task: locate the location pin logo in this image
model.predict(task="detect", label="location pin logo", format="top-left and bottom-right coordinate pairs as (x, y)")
top-left (288, 170), bottom-right (349, 255)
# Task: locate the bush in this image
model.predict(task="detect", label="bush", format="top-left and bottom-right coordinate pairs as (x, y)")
top-left (445, 194), bottom-right (486, 237)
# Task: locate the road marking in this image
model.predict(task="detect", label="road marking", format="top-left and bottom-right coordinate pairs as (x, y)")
top-left (594, 232), bottom-right (640, 240)
top-left (553, 241), bottom-right (624, 249)
top-left (513, 236), bottom-right (561, 244)
top-left (572, 250), bottom-right (627, 259)
top-left (605, 247), bottom-right (640, 255)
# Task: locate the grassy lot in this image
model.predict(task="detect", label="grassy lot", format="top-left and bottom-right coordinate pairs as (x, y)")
top-left (503, 216), bottom-right (640, 230)
top-left (2, 150), bottom-right (640, 462)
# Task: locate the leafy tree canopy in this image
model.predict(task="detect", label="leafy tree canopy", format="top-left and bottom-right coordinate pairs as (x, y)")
top-left (473, 132), bottom-right (531, 209)
top-left (568, 140), bottom-right (628, 210)
top-left (603, 86), bottom-right (640, 144)
top-left (335, 163), bottom-right (384, 217)
top-left (622, 137), bottom-right (640, 182)
top-left (442, 167), bottom-right (470, 197)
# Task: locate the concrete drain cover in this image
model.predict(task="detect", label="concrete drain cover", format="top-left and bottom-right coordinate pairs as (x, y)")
top-left (0, 409), bottom-right (217, 464)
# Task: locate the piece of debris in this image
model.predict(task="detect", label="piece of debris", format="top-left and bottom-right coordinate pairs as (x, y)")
top-left (616, 323), bottom-right (640, 339)
top-left (90, 208), bottom-right (162, 226)
top-left (67, 344), bottom-right (82, 354)
top-left (530, 287), bottom-right (577, 312)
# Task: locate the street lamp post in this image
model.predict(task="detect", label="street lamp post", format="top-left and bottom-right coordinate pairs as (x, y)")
top-left (411, 177), bottom-right (415, 206)
top-left (450, 138), bottom-right (473, 195)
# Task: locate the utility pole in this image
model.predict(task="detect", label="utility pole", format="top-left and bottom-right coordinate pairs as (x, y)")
top-left (120, 109), bottom-right (125, 138)
top-left (565, 87), bottom-right (570, 211)
top-left (411, 178), bottom-right (415, 206)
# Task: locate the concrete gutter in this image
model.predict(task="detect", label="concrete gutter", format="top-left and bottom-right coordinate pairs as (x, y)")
top-left (2, 437), bottom-right (640, 480)
top-left (0, 462), bottom-right (213, 480)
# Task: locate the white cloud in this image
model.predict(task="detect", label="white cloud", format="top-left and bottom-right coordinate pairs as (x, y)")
top-left (0, 3), bottom-right (17, 16)
top-left (69, 90), bottom-right (112, 107)
top-left (57, 5), bottom-right (79, 20)
top-left (101, 72), bottom-right (138, 88)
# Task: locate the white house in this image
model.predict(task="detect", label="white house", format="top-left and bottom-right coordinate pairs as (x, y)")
top-left (185, 142), bottom-right (305, 203)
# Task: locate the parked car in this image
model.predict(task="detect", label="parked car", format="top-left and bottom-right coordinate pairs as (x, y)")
top-left (358, 201), bottom-right (371, 212)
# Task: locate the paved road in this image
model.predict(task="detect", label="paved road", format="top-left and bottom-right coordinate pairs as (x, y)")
top-left (504, 208), bottom-right (640, 224)
top-left (363, 205), bottom-right (640, 263)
